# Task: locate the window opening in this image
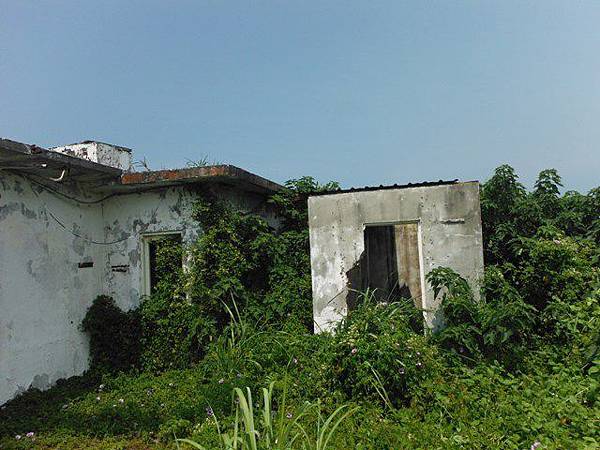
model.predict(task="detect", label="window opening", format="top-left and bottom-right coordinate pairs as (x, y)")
top-left (142, 233), bottom-right (183, 296)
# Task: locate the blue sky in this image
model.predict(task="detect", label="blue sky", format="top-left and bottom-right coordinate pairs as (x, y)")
top-left (1, 1), bottom-right (599, 192)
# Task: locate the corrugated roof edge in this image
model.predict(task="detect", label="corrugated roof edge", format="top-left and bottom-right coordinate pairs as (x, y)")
top-left (308, 179), bottom-right (481, 197)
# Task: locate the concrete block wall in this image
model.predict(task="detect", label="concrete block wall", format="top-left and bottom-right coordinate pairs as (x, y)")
top-left (308, 182), bottom-right (485, 333)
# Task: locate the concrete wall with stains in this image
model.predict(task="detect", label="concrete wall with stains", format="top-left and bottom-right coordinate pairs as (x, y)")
top-left (0, 172), bottom-right (105, 404)
top-left (308, 182), bottom-right (484, 333)
top-left (100, 184), bottom-right (277, 311)
top-left (0, 173), bottom-right (276, 405)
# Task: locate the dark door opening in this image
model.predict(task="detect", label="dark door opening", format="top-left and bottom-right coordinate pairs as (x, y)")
top-left (363, 223), bottom-right (423, 307)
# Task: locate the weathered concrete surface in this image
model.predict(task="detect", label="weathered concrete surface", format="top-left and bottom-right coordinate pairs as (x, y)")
top-left (51, 141), bottom-right (133, 171)
top-left (0, 172), bottom-right (105, 404)
top-left (308, 181), bottom-right (484, 333)
top-left (0, 171), bottom-right (277, 405)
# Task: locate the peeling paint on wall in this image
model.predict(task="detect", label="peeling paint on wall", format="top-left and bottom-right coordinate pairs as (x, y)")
top-left (0, 172), bottom-right (278, 405)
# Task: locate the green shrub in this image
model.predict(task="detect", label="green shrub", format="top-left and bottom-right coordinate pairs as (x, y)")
top-left (427, 267), bottom-right (536, 366)
top-left (80, 295), bottom-right (141, 372)
top-left (330, 293), bottom-right (442, 407)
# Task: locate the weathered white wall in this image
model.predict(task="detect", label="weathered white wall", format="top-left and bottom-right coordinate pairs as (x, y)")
top-left (0, 172), bottom-right (105, 404)
top-left (308, 182), bottom-right (485, 333)
top-left (0, 174), bottom-right (276, 405)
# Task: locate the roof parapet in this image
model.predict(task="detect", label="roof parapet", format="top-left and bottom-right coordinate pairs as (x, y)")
top-left (50, 141), bottom-right (133, 172)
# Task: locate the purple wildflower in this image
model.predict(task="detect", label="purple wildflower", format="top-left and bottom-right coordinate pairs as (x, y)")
top-left (26, 432), bottom-right (35, 438)
top-left (286, 412), bottom-right (293, 419)
top-left (351, 348), bottom-right (358, 355)
top-left (398, 367), bottom-right (405, 375)
top-left (531, 441), bottom-right (541, 450)
top-left (206, 406), bottom-right (214, 417)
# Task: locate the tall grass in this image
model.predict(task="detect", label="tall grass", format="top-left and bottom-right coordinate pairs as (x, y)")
top-left (177, 382), bottom-right (357, 450)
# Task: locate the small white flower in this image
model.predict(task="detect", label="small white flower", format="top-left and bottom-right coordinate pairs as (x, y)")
top-left (26, 432), bottom-right (34, 438)
top-left (218, 378), bottom-right (224, 384)
top-left (96, 396), bottom-right (101, 401)
top-left (15, 435), bottom-right (22, 440)
top-left (118, 398), bottom-right (124, 404)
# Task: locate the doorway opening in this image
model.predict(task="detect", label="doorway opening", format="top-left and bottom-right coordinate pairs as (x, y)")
top-left (363, 222), bottom-right (424, 308)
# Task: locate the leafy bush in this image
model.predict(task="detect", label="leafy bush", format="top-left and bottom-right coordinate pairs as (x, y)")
top-left (427, 267), bottom-right (536, 366)
top-left (186, 177), bottom-right (337, 335)
top-left (329, 293), bottom-right (442, 407)
top-left (80, 295), bottom-right (141, 372)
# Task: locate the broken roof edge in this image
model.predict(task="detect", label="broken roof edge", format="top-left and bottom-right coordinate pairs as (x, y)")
top-left (308, 179), bottom-right (480, 197)
top-left (1, 138), bottom-right (282, 194)
top-left (49, 140), bottom-right (133, 153)
top-left (120, 165), bottom-right (283, 193)
top-left (0, 138), bottom-right (123, 177)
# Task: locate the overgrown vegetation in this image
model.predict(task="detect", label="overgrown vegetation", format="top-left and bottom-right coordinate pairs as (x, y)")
top-left (1, 169), bottom-right (599, 449)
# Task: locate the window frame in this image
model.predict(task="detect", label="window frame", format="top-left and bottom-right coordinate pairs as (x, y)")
top-left (140, 231), bottom-right (184, 297)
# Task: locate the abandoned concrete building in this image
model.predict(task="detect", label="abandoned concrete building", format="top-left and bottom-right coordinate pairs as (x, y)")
top-left (0, 137), bottom-right (484, 405)
top-left (0, 138), bottom-right (281, 405)
top-left (308, 182), bottom-right (484, 333)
